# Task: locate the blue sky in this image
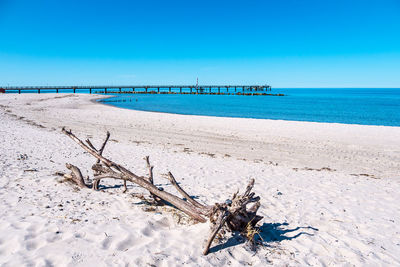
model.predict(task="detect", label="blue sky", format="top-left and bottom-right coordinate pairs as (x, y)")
top-left (1, 0), bottom-right (399, 87)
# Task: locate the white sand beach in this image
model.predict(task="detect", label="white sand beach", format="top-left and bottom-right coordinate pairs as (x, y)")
top-left (1, 93), bottom-right (400, 266)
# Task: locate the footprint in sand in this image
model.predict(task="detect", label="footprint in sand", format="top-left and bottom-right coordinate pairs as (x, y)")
top-left (46, 232), bottom-right (62, 243)
top-left (24, 233), bottom-right (37, 241)
top-left (116, 237), bottom-right (135, 251)
top-left (25, 240), bottom-right (38, 251)
top-left (102, 236), bottom-right (113, 250)
top-left (35, 258), bottom-right (55, 267)
top-left (141, 225), bottom-right (154, 237)
top-left (153, 217), bottom-right (171, 228)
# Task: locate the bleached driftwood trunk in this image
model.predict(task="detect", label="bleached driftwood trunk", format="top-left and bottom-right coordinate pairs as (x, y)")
top-left (61, 128), bottom-right (263, 255)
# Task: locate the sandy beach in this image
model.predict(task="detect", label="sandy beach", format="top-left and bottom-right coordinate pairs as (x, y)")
top-left (1, 93), bottom-right (400, 266)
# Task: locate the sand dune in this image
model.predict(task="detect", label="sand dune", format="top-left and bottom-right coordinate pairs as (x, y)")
top-left (0, 94), bottom-right (399, 266)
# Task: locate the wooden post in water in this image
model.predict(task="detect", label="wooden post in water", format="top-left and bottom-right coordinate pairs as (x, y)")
top-left (169, 87), bottom-right (171, 93)
top-left (105, 88), bottom-right (107, 94)
top-left (180, 87), bottom-right (182, 93)
top-left (18, 89), bottom-right (21, 94)
top-left (73, 88), bottom-right (76, 93)
top-left (119, 88), bottom-right (122, 93)
top-left (56, 89), bottom-right (59, 93)
top-left (218, 87), bottom-right (220, 94)
top-left (38, 89), bottom-right (40, 94)
top-left (158, 87), bottom-right (160, 93)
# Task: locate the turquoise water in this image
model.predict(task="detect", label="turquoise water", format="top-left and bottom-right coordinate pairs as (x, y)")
top-left (99, 88), bottom-right (400, 126)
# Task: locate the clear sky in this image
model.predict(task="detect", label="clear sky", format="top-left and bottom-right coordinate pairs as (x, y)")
top-left (1, 0), bottom-right (399, 87)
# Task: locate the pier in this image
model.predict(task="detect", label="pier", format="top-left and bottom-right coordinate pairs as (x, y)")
top-left (1, 85), bottom-right (276, 95)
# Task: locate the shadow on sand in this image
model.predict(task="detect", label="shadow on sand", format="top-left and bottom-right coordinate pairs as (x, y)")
top-left (208, 222), bottom-right (318, 254)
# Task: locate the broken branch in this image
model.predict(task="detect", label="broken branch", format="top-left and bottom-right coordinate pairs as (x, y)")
top-left (60, 128), bottom-right (264, 254)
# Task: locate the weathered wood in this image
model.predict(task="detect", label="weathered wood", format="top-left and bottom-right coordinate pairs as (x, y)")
top-left (203, 209), bottom-right (230, 255)
top-left (85, 131), bottom-right (110, 189)
top-left (97, 131), bottom-right (110, 163)
top-left (144, 156), bottom-right (154, 184)
top-left (167, 172), bottom-right (211, 214)
top-left (65, 163), bottom-right (90, 188)
top-left (62, 128), bottom-right (206, 223)
top-left (144, 156), bottom-right (162, 202)
top-left (204, 179), bottom-right (264, 253)
top-left (61, 129), bottom-right (264, 255)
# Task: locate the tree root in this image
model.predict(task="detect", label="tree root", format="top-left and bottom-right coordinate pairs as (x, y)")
top-left (60, 128), bottom-right (264, 255)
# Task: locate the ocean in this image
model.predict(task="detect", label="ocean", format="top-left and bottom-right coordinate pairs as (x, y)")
top-left (99, 88), bottom-right (400, 127)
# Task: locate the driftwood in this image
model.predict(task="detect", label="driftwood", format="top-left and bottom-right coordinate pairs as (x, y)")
top-left (61, 128), bottom-right (263, 255)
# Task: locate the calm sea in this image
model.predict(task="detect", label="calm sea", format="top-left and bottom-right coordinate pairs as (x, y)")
top-left (7, 88), bottom-right (399, 126)
top-left (99, 88), bottom-right (400, 127)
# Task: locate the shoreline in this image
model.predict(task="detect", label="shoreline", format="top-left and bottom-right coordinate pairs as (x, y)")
top-left (95, 93), bottom-right (400, 128)
top-left (99, 96), bottom-right (400, 128)
top-left (1, 93), bottom-right (399, 179)
top-left (96, 93), bottom-right (400, 128)
top-left (1, 93), bottom-right (400, 265)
